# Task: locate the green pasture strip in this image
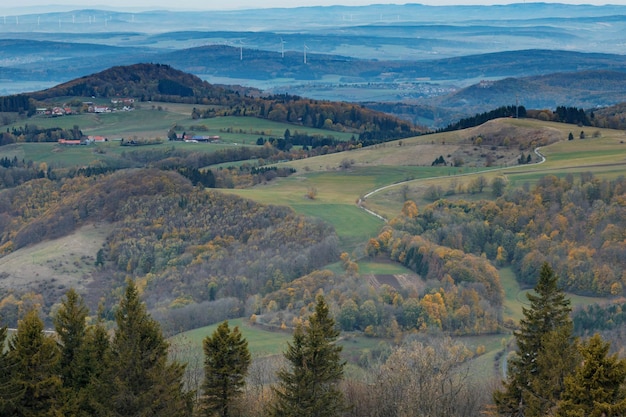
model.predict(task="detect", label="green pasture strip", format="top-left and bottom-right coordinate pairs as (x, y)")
top-left (224, 188), bottom-right (383, 252)
top-left (567, 293), bottom-right (607, 307)
top-left (363, 168), bottom-right (502, 217)
top-left (0, 141), bottom-right (254, 169)
top-left (169, 318), bottom-right (292, 359)
top-left (168, 319), bottom-right (288, 369)
top-left (500, 266), bottom-right (605, 325)
top-left (468, 342), bottom-right (509, 381)
top-left (12, 107), bottom-right (352, 144)
top-left (339, 334), bottom-right (389, 366)
top-left (169, 319), bottom-right (398, 370)
top-left (356, 260), bottom-right (414, 275)
top-left (87, 109), bottom-right (184, 136)
top-left (190, 116), bottom-right (355, 141)
top-left (223, 170), bottom-right (388, 251)
top-left (14, 142), bottom-right (111, 167)
top-left (293, 203), bottom-right (383, 251)
top-left (322, 262), bottom-right (344, 275)
top-left (500, 267), bottom-right (526, 323)
top-left (363, 199), bottom-right (403, 221)
top-left (21, 114), bottom-right (100, 130)
top-left (224, 169), bottom-right (378, 206)
top-left (506, 165), bottom-right (626, 188)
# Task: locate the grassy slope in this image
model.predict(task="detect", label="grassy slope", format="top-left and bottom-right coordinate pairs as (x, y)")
top-left (168, 317), bottom-right (389, 370)
top-left (0, 223), bottom-right (112, 292)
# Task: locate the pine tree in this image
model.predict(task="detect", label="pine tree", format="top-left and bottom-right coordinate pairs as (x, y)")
top-left (493, 262), bottom-right (577, 417)
top-left (54, 289), bottom-right (89, 390)
top-left (201, 321), bottom-right (251, 417)
top-left (102, 279), bottom-right (193, 417)
top-left (53, 289), bottom-right (110, 416)
top-left (77, 317), bottom-right (111, 416)
top-left (270, 295), bottom-right (346, 417)
top-left (0, 324), bottom-right (21, 415)
top-left (7, 309), bottom-right (62, 417)
top-left (557, 334), bottom-right (626, 417)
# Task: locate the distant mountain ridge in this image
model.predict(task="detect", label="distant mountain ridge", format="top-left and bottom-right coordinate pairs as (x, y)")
top-left (2, 3), bottom-right (626, 125)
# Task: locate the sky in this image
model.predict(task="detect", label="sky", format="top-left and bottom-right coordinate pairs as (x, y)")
top-left (2, 0), bottom-right (626, 12)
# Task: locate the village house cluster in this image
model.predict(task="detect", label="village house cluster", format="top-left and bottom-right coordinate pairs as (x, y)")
top-left (175, 133), bottom-right (221, 143)
top-left (58, 136), bottom-right (109, 146)
top-left (37, 98), bottom-right (136, 118)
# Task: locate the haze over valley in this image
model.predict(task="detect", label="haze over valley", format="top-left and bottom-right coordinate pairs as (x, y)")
top-left (2, 3), bottom-right (626, 126)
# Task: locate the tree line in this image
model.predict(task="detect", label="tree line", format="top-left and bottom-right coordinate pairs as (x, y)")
top-left (0, 284), bottom-right (347, 417)
top-left (1, 124), bottom-right (83, 145)
top-left (440, 104), bottom-right (600, 134)
top-left (5, 264), bottom-right (622, 417)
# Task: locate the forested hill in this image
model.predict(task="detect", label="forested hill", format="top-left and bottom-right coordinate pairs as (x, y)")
top-left (0, 169), bottom-right (339, 326)
top-left (29, 63), bottom-right (250, 102)
top-left (6, 63), bottom-right (422, 138)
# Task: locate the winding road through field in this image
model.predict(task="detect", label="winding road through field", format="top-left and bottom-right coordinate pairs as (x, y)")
top-left (357, 147), bottom-right (546, 221)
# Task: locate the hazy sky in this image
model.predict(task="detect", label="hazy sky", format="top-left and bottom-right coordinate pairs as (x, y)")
top-left (2, 0), bottom-right (626, 12)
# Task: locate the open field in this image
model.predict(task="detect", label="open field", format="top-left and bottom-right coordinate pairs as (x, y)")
top-left (500, 266), bottom-right (606, 324)
top-left (169, 318), bottom-right (292, 359)
top-left (0, 223), bottom-right (112, 293)
top-left (168, 317), bottom-right (389, 370)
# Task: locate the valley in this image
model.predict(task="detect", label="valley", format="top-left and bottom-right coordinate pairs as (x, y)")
top-left (2, 3), bottom-right (626, 415)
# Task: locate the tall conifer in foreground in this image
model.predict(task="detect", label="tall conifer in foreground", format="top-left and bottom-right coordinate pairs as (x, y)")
top-left (201, 321), bottom-right (251, 417)
top-left (493, 262), bottom-right (577, 417)
top-left (54, 288), bottom-right (110, 416)
top-left (7, 309), bottom-right (62, 417)
top-left (270, 295), bottom-right (345, 417)
top-left (556, 333), bottom-right (626, 416)
top-left (0, 324), bottom-right (21, 415)
top-left (54, 289), bottom-right (89, 389)
top-left (102, 279), bottom-right (193, 417)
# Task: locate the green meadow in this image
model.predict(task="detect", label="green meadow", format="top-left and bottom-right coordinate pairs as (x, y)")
top-left (169, 318), bottom-right (292, 358)
top-left (168, 317), bottom-right (394, 370)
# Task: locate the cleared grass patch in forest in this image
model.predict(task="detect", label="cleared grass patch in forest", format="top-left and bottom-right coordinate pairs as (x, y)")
top-left (169, 318), bottom-right (386, 367)
top-left (500, 266), bottom-right (605, 324)
top-left (169, 318), bottom-right (292, 358)
top-left (500, 267), bottom-right (527, 323)
top-left (356, 260), bottom-right (414, 275)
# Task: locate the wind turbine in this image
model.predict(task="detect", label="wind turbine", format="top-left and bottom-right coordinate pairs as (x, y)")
top-left (239, 40), bottom-right (244, 61)
top-left (303, 43), bottom-right (309, 64)
top-left (280, 37), bottom-right (286, 58)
